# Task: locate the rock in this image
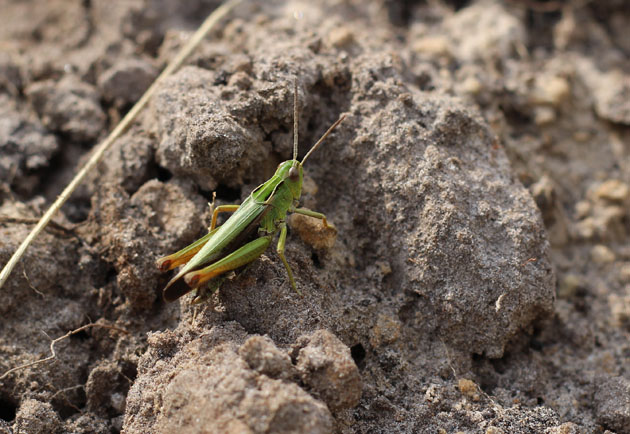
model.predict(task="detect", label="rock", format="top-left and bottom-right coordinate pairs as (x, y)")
top-left (86, 360), bottom-right (130, 417)
top-left (546, 422), bottom-right (581, 434)
top-left (592, 71), bottom-right (630, 125)
top-left (288, 213), bottom-right (337, 250)
top-left (458, 378), bottom-right (480, 401)
top-left (594, 180), bottom-right (630, 203)
top-left (444, 2), bottom-right (525, 62)
top-left (557, 274), bottom-right (582, 299)
top-left (123, 324), bottom-right (333, 433)
top-left (327, 27), bottom-right (355, 49)
top-left (590, 245), bottom-right (616, 265)
top-left (0, 97), bottom-right (58, 195)
top-left (412, 36), bottom-right (452, 59)
top-left (345, 75), bottom-right (554, 357)
top-left (534, 106), bottom-right (556, 125)
top-left (532, 75), bottom-right (571, 107)
top-left (64, 414), bottom-right (111, 434)
top-left (369, 314), bottom-right (401, 348)
top-left (609, 293), bottom-right (630, 328)
top-left (574, 180), bottom-right (629, 241)
top-left (98, 57), bottom-right (158, 107)
top-left (26, 75), bottom-right (106, 142)
top-left (619, 263), bottom-right (630, 284)
top-left (594, 376), bottom-right (630, 433)
top-left (460, 76), bottom-right (483, 95)
top-left (152, 66), bottom-right (268, 190)
top-left (238, 335), bottom-right (294, 380)
top-left (293, 330), bottom-right (362, 412)
top-left (577, 58), bottom-right (630, 125)
top-left (13, 399), bottom-right (62, 434)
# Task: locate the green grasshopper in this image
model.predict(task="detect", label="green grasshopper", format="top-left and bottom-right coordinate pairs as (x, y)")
top-left (156, 80), bottom-right (345, 303)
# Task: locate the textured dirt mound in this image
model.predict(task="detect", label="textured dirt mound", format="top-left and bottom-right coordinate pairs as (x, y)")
top-left (0, 1), bottom-right (628, 433)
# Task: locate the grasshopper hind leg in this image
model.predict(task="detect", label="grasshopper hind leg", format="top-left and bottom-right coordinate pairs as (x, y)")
top-left (165, 237), bottom-right (272, 304)
top-left (183, 236), bottom-right (272, 288)
top-left (163, 277), bottom-right (194, 303)
top-left (190, 275), bottom-right (228, 305)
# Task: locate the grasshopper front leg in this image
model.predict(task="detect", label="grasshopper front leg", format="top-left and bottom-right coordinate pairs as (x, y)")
top-left (277, 222), bottom-right (301, 296)
top-left (292, 207), bottom-right (334, 229)
top-left (210, 205), bottom-right (240, 231)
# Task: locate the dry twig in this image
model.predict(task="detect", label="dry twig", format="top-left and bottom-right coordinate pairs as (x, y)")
top-left (0, 323), bottom-right (128, 381)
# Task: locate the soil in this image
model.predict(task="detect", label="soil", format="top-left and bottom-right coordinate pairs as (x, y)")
top-left (0, 0), bottom-right (629, 433)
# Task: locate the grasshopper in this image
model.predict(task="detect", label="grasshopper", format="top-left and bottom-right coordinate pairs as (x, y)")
top-left (156, 80), bottom-right (345, 303)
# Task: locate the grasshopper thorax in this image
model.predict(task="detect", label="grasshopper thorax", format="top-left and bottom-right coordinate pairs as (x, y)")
top-left (275, 160), bottom-right (303, 200)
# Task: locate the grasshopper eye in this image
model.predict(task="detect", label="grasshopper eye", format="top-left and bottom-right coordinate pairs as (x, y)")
top-left (288, 166), bottom-right (299, 180)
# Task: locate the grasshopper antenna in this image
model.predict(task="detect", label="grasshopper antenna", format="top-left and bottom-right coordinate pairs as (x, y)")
top-left (292, 77), bottom-right (299, 167)
top-left (301, 114), bottom-right (346, 165)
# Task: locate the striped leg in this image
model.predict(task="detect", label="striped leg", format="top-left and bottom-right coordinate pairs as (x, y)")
top-left (183, 236), bottom-right (272, 288)
top-left (277, 222), bottom-right (301, 296)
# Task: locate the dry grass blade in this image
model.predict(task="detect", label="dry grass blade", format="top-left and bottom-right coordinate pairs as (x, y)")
top-left (0, 323), bottom-right (128, 381)
top-left (0, 0), bottom-right (243, 290)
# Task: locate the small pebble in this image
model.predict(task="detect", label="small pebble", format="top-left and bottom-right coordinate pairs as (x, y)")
top-left (369, 314), bottom-right (401, 348)
top-left (413, 36), bottom-right (451, 58)
top-left (328, 27), bottom-right (355, 49)
top-left (594, 180), bottom-right (630, 202)
top-left (545, 76), bottom-right (570, 105)
top-left (376, 261), bottom-right (392, 276)
top-left (458, 378), bottom-right (481, 401)
top-left (534, 106), bottom-right (556, 125)
top-left (609, 293), bottom-right (630, 326)
top-left (461, 76), bottom-right (482, 95)
top-left (288, 213), bottom-right (337, 250)
top-left (534, 75), bottom-right (570, 107)
top-left (294, 330), bottom-right (362, 412)
top-left (558, 274), bottom-right (581, 299)
top-left (618, 263), bottom-right (630, 283)
top-left (547, 422), bottom-right (580, 434)
top-left (227, 71), bottom-right (252, 90)
top-left (591, 245), bottom-right (616, 265)
top-left (574, 200), bottom-right (591, 219)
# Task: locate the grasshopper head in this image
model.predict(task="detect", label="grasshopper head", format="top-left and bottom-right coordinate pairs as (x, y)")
top-left (277, 78), bottom-right (345, 203)
top-left (275, 160), bottom-right (303, 200)
top-left (273, 111), bottom-right (345, 202)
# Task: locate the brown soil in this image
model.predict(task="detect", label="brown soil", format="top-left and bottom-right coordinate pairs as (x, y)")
top-left (0, 0), bottom-right (629, 433)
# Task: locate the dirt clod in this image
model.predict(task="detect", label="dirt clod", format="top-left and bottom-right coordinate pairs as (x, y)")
top-left (293, 330), bottom-right (362, 412)
top-left (14, 399), bottom-right (62, 434)
top-left (124, 323), bottom-right (333, 433)
top-left (26, 75), bottom-right (106, 142)
top-left (239, 335), bottom-right (295, 380)
top-left (594, 376), bottom-right (630, 433)
top-left (1, 0), bottom-right (629, 432)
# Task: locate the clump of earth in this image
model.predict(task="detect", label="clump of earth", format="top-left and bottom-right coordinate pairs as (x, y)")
top-left (0, 1), bottom-right (628, 433)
